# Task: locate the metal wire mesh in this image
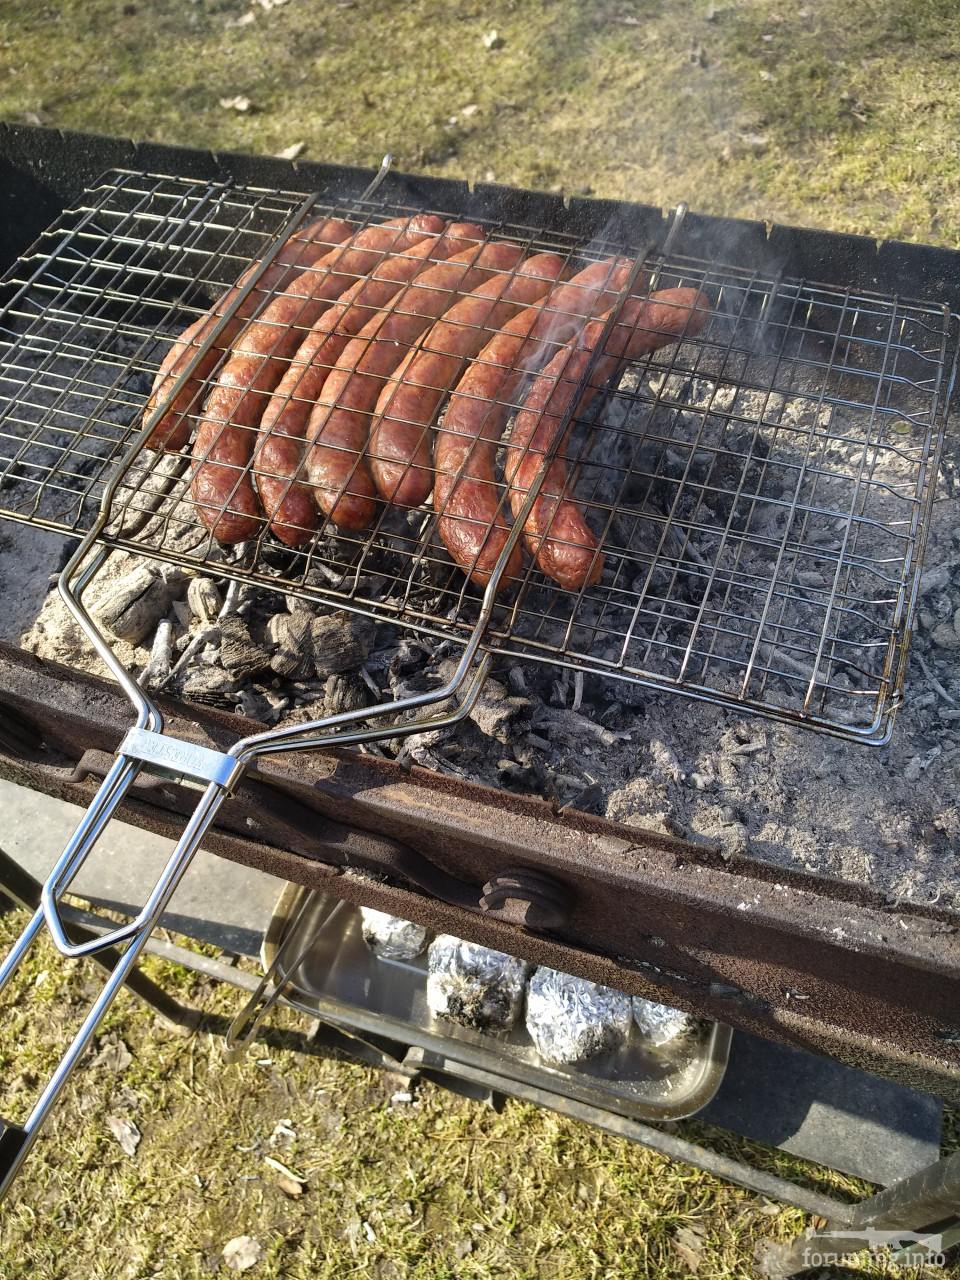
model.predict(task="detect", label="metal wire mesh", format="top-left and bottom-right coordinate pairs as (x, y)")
top-left (0, 168), bottom-right (955, 742)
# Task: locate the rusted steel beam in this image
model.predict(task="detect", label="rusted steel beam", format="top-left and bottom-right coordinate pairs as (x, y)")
top-left (0, 641), bottom-right (957, 1099)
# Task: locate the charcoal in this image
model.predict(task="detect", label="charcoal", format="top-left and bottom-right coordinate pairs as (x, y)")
top-left (187, 576), bottom-right (222, 623)
top-left (311, 611), bottom-right (375, 677)
top-left (218, 614), bottom-right (272, 679)
top-left (93, 564), bottom-right (175, 645)
top-left (268, 612), bottom-right (314, 679)
top-left (322, 673), bottom-right (368, 718)
top-left (181, 667), bottom-right (237, 707)
top-left (140, 619), bottom-right (173, 689)
top-left (268, 611), bottom-right (374, 680)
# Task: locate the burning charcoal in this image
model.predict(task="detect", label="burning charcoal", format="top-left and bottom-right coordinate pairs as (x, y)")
top-left (187, 576), bottom-right (222, 623)
top-left (322, 673), bottom-right (368, 718)
top-left (218, 614), bottom-right (272, 680)
top-left (181, 667), bottom-right (237, 707)
top-left (359, 908), bottom-right (428, 960)
top-left (140, 618), bottom-right (173, 689)
top-left (931, 621), bottom-right (960, 651)
top-left (268, 612), bottom-right (314, 679)
top-left (632, 996), bottom-right (696, 1048)
top-left (426, 935), bottom-right (528, 1032)
top-left (435, 661), bottom-right (530, 743)
top-left (525, 967), bottom-right (632, 1064)
top-left (267, 611), bottom-right (374, 680)
top-left (235, 687), bottom-right (275, 722)
top-left (92, 563), bottom-right (175, 645)
top-left (311, 611), bottom-right (375, 677)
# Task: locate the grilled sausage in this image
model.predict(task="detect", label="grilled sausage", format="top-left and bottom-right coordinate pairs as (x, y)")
top-left (505, 287), bottom-right (709, 591)
top-left (305, 238), bottom-right (527, 531)
top-left (254, 222), bottom-right (485, 547)
top-left (144, 215), bottom-right (354, 452)
top-left (191, 214), bottom-right (444, 543)
top-left (367, 251), bottom-right (568, 509)
top-left (434, 258), bottom-right (640, 587)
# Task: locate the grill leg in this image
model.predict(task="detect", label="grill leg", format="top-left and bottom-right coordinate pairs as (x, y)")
top-left (0, 844), bottom-right (199, 1031)
top-left (757, 1150), bottom-right (960, 1276)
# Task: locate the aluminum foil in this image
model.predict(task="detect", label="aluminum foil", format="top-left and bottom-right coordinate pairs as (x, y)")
top-left (525, 967), bottom-right (632, 1065)
top-left (359, 907), bottom-right (428, 961)
top-left (426, 935), bottom-right (528, 1032)
top-left (632, 995), bottom-right (695, 1047)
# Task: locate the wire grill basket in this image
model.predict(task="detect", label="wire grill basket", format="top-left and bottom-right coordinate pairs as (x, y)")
top-left (2, 169), bottom-right (955, 742)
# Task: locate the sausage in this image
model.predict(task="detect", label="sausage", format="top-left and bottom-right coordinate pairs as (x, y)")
top-left (305, 237), bottom-right (527, 531)
top-left (144, 215), bottom-right (354, 452)
top-left (505, 287), bottom-right (709, 591)
top-left (434, 257), bottom-right (641, 587)
top-left (190, 214), bottom-right (445, 543)
top-left (254, 222), bottom-right (486, 547)
top-left (367, 251), bottom-right (568, 509)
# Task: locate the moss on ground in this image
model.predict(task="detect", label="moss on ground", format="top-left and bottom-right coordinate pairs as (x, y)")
top-left (3, 1), bottom-right (960, 245)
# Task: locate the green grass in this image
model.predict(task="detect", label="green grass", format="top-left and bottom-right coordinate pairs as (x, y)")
top-left (4, 1), bottom-right (960, 245)
top-left (0, 904), bottom-right (949, 1278)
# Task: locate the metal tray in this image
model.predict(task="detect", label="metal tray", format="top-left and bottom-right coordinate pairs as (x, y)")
top-left (263, 883), bottom-right (731, 1122)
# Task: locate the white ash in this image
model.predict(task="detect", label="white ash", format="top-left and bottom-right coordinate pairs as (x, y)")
top-left (359, 908), bottom-right (429, 961)
top-left (525, 967), bottom-right (632, 1064)
top-left (426, 935), bottom-right (528, 1032)
top-left (632, 996), bottom-right (697, 1048)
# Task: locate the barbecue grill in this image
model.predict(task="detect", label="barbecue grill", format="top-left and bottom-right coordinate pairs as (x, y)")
top-left (0, 126), bottom-right (958, 1272)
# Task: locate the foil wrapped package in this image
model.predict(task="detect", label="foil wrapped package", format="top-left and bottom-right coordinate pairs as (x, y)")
top-left (525, 967), bottom-right (632, 1065)
top-left (632, 996), bottom-right (695, 1047)
top-left (359, 907), bottom-right (428, 961)
top-left (426, 935), bottom-right (528, 1032)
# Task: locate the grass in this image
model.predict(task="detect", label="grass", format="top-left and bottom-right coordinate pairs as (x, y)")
top-left (1, 1), bottom-right (959, 1273)
top-left (3, 1), bottom-right (960, 245)
top-left (0, 903), bottom-right (951, 1279)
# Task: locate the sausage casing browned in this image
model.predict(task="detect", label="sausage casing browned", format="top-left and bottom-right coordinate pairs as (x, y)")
top-left (505, 287), bottom-right (709, 590)
top-left (190, 215), bottom-right (444, 543)
top-left (366, 251), bottom-right (568, 509)
top-left (305, 238), bottom-right (527, 531)
top-left (434, 258), bottom-right (639, 587)
top-left (254, 222), bottom-right (485, 547)
top-left (145, 216), bottom-right (354, 452)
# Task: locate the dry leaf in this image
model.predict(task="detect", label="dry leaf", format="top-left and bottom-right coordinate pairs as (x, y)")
top-left (460, 103), bottom-right (479, 118)
top-left (268, 1118), bottom-right (296, 1147)
top-left (275, 142), bottom-right (305, 161)
top-left (482, 29), bottom-right (503, 50)
top-left (106, 1114), bottom-right (141, 1157)
top-left (671, 1239), bottom-right (702, 1274)
top-left (222, 1236), bottom-right (262, 1272)
top-left (225, 10), bottom-right (256, 26)
top-left (90, 1037), bottom-right (133, 1073)
top-left (219, 95), bottom-right (252, 112)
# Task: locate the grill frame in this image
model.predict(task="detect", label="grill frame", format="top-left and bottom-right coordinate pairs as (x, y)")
top-left (1, 165), bottom-right (956, 743)
top-left (0, 129), bottom-right (958, 1205)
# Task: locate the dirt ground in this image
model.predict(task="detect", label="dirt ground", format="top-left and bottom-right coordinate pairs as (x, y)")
top-left (1, 1), bottom-right (959, 1276)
